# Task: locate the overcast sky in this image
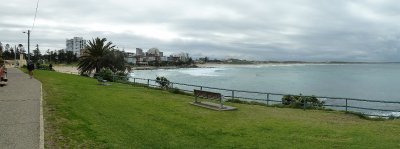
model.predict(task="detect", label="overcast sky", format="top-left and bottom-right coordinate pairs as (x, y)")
top-left (1, 0), bottom-right (400, 61)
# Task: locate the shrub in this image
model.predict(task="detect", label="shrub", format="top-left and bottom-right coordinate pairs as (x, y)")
top-left (114, 71), bottom-right (129, 82)
top-left (95, 69), bottom-right (113, 81)
top-left (156, 76), bottom-right (170, 89)
top-left (94, 69), bottom-right (129, 82)
top-left (282, 94), bottom-right (324, 109)
top-left (36, 64), bottom-right (55, 71)
top-left (388, 115), bottom-right (400, 120)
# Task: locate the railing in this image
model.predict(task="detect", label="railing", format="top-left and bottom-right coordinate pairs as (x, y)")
top-left (118, 76), bottom-right (400, 118)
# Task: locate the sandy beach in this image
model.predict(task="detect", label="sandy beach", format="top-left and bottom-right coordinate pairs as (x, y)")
top-left (53, 66), bottom-right (80, 75)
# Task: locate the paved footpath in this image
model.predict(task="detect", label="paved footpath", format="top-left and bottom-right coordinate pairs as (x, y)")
top-left (0, 68), bottom-right (43, 149)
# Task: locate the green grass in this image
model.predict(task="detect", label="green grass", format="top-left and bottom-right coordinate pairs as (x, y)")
top-left (33, 70), bottom-right (400, 148)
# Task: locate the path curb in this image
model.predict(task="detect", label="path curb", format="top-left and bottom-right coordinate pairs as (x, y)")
top-left (40, 84), bottom-right (44, 149)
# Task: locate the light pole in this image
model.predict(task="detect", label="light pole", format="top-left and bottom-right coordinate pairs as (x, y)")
top-left (22, 30), bottom-right (30, 61)
top-left (14, 45), bottom-right (17, 66)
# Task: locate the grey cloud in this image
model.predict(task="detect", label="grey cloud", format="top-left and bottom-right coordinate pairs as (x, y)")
top-left (1, 0), bottom-right (400, 61)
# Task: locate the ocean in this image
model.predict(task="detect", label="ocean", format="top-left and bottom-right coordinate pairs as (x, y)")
top-left (130, 63), bottom-right (400, 116)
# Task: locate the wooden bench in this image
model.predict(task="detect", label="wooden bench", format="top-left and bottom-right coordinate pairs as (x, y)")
top-left (191, 89), bottom-right (236, 111)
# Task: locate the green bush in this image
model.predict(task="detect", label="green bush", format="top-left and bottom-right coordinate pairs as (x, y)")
top-left (388, 115), bottom-right (400, 120)
top-left (282, 95), bottom-right (324, 109)
top-left (36, 64), bottom-right (55, 71)
top-left (95, 69), bottom-right (113, 81)
top-left (156, 76), bottom-right (171, 89)
top-left (94, 69), bottom-right (129, 82)
top-left (114, 72), bottom-right (129, 82)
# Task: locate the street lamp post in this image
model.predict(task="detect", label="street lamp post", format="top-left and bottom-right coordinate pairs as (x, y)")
top-left (22, 30), bottom-right (31, 61)
top-left (14, 45), bottom-right (17, 66)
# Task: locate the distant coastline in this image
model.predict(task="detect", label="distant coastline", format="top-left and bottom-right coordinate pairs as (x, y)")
top-left (195, 58), bottom-right (400, 66)
top-left (52, 61), bottom-right (400, 74)
top-left (207, 60), bottom-right (400, 65)
top-left (254, 61), bottom-right (400, 64)
top-left (132, 65), bottom-right (199, 70)
top-left (132, 61), bottom-right (400, 70)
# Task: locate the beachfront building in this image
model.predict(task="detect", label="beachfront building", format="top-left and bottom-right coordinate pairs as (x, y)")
top-left (136, 48), bottom-right (144, 56)
top-left (146, 48), bottom-right (161, 62)
top-left (133, 48), bottom-right (162, 65)
top-left (127, 48), bottom-right (189, 65)
top-left (66, 37), bottom-right (86, 57)
top-left (160, 56), bottom-right (168, 62)
top-left (124, 52), bottom-right (136, 64)
top-left (135, 48), bottom-right (147, 65)
top-left (169, 52), bottom-right (189, 62)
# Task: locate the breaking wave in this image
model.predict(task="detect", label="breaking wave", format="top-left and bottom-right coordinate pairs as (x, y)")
top-left (176, 68), bottom-right (227, 77)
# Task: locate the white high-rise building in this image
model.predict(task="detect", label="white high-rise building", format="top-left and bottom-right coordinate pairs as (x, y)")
top-left (136, 48), bottom-right (144, 56)
top-left (66, 37), bottom-right (86, 57)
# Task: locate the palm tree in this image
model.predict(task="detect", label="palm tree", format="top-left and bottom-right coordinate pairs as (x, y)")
top-left (78, 37), bottom-right (115, 75)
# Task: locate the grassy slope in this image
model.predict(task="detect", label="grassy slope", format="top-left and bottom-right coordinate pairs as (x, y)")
top-left (34, 70), bottom-right (400, 148)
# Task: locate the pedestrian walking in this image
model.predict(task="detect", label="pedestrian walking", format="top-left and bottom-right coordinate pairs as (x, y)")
top-left (27, 61), bottom-right (35, 79)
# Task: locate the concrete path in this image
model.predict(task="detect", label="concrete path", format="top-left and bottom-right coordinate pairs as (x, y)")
top-left (0, 68), bottom-right (42, 149)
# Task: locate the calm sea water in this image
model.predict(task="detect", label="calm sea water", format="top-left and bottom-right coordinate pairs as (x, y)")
top-left (130, 64), bottom-right (400, 116)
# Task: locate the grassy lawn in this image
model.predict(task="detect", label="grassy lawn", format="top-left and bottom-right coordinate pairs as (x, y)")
top-left (34, 70), bottom-right (400, 148)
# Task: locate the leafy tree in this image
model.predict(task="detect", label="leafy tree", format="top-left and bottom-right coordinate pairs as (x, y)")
top-left (2, 50), bottom-right (11, 60)
top-left (32, 44), bottom-right (42, 62)
top-left (187, 57), bottom-right (193, 65)
top-left (176, 60), bottom-right (184, 66)
top-left (0, 57), bottom-right (3, 66)
top-left (17, 44), bottom-right (24, 53)
top-left (104, 50), bottom-right (131, 73)
top-left (9, 48), bottom-right (15, 60)
top-left (50, 51), bottom-right (57, 63)
top-left (73, 53), bottom-right (78, 62)
top-left (66, 51), bottom-right (75, 64)
top-left (58, 49), bottom-right (66, 63)
top-left (0, 42), bottom-right (3, 55)
top-left (78, 37), bottom-right (129, 75)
